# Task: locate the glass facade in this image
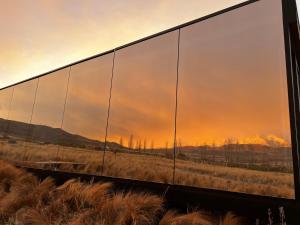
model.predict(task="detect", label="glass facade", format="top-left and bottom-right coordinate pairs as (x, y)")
top-left (0, 0), bottom-right (296, 198)
top-left (175, 0), bottom-right (294, 198)
top-left (28, 69), bottom-right (70, 162)
top-left (61, 54), bottom-right (113, 173)
top-left (2, 79), bottom-right (38, 161)
top-left (0, 87), bottom-right (13, 137)
top-left (104, 31), bottom-right (178, 183)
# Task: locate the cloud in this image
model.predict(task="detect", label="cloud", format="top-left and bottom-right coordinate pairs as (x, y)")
top-left (0, 0), bottom-right (244, 88)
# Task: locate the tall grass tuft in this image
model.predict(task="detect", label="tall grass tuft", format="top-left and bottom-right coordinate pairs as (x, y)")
top-left (0, 160), bottom-right (247, 225)
top-left (222, 212), bottom-right (246, 225)
top-left (159, 210), bottom-right (214, 225)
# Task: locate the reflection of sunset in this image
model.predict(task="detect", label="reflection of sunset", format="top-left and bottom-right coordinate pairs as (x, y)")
top-left (242, 135), bottom-right (290, 147)
top-left (108, 0), bottom-right (291, 149)
top-left (0, 88), bottom-right (13, 121)
top-left (62, 54), bottom-right (113, 141)
top-left (0, 0), bottom-right (297, 201)
top-left (31, 69), bottom-right (69, 128)
top-left (0, 0), bottom-right (245, 89)
top-left (107, 31), bottom-right (178, 148)
top-left (177, 0), bottom-right (291, 148)
top-left (9, 80), bottom-right (38, 124)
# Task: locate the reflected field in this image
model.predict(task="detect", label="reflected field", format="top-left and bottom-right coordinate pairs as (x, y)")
top-left (0, 131), bottom-right (294, 199)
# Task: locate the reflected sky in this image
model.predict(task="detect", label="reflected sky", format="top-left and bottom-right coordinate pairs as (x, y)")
top-left (0, 88), bottom-right (13, 134)
top-left (31, 68), bottom-right (69, 128)
top-left (0, 0), bottom-right (250, 89)
top-left (105, 0), bottom-right (291, 148)
top-left (177, 0), bottom-right (291, 147)
top-left (0, 88), bottom-right (13, 120)
top-left (62, 54), bottom-right (113, 141)
top-left (9, 79), bottom-right (38, 124)
top-left (107, 31), bottom-right (178, 148)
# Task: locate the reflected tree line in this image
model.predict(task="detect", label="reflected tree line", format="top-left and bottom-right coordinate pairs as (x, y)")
top-left (112, 134), bottom-right (293, 173)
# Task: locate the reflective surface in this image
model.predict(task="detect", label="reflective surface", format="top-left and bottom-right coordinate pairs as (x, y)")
top-left (8, 80), bottom-right (38, 125)
top-left (175, 0), bottom-right (294, 198)
top-left (104, 31), bottom-right (178, 183)
top-left (0, 87), bottom-right (13, 136)
top-left (0, 0), bottom-right (295, 198)
top-left (27, 69), bottom-right (70, 161)
top-left (61, 54), bottom-right (114, 172)
top-left (2, 79), bottom-right (38, 161)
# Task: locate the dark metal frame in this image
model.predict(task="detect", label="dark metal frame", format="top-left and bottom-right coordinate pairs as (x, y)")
top-left (1, 0), bottom-right (300, 223)
top-left (282, 0), bottom-right (300, 203)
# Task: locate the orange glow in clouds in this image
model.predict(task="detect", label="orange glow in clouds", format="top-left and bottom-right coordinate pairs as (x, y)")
top-left (0, 0), bottom-right (245, 88)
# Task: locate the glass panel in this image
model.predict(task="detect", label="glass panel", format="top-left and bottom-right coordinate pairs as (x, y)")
top-left (23, 69), bottom-right (70, 165)
top-left (0, 88), bottom-right (13, 137)
top-left (176, 0), bottom-right (294, 198)
top-left (2, 79), bottom-right (38, 161)
top-left (0, 88), bottom-right (14, 157)
top-left (61, 54), bottom-right (113, 174)
top-left (104, 31), bottom-right (178, 183)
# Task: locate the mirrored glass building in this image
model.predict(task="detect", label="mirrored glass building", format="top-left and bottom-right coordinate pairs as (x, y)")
top-left (0, 0), bottom-right (299, 203)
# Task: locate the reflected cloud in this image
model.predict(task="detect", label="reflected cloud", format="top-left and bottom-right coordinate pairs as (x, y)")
top-left (0, 0), bottom-right (245, 89)
top-left (107, 31), bottom-right (178, 148)
top-left (177, 0), bottom-right (291, 147)
top-left (62, 54), bottom-right (113, 141)
top-left (9, 80), bottom-right (38, 124)
top-left (31, 68), bottom-right (69, 128)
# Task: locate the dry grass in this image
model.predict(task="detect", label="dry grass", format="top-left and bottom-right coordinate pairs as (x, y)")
top-left (0, 139), bottom-right (294, 199)
top-left (222, 212), bottom-right (246, 225)
top-left (159, 211), bottom-right (215, 225)
top-left (0, 160), bottom-right (248, 225)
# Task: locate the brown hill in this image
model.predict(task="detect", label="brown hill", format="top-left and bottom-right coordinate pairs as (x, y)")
top-left (0, 118), bottom-right (121, 150)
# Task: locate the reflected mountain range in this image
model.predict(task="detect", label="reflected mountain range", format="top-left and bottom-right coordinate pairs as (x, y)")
top-left (0, 118), bottom-right (291, 151)
top-left (0, 118), bottom-right (107, 149)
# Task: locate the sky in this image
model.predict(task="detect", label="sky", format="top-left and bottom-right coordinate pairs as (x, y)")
top-left (0, 0), bottom-right (298, 148)
top-left (2, 0), bottom-right (299, 89)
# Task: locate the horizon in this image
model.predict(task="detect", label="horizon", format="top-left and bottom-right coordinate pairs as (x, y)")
top-left (0, 117), bottom-right (291, 148)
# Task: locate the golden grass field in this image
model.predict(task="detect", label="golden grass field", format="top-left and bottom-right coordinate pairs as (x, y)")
top-left (0, 160), bottom-right (246, 225)
top-left (0, 139), bottom-right (294, 199)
